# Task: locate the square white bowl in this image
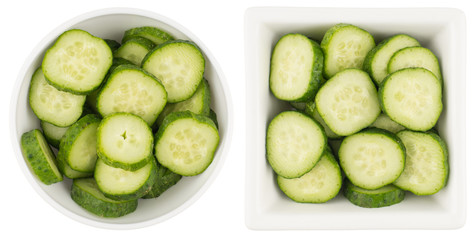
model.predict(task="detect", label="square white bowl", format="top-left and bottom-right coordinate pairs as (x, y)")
top-left (244, 7), bottom-right (466, 230)
top-left (10, 8), bottom-right (232, 229)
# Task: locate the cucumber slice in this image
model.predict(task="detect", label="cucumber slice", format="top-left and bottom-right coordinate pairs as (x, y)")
top-left (56, 154), bottom-right (93, 179)
top-left (21, 129), bottom-right (63, 185)
top-left (388, 46), bottom-right (442, 82)
top-left (343, 179), bottom-right (405, 208)
top-left (154, 78), bottom-right (210, 128)
top-left (379, 68), bottom-right (442, 131)
top-left (57, 114), bottom-right (101, 173)
top-left (339, 128), bottom-right (405, 190)
top-left (142, 40), bottom-right (205, 103)
top-left (122, 26), bottom-right (175, 45)
top-left (155, 111), bottom-right (219, 176)
top-left (393, 130), bottom-right (449, 195)
top-left (266, 111), bottom-right (326, 179)
top-left (269, 33), bottom-right (323, 102)
top-left (114, 37), bottom-right (155, 66)
top-left (40, 121), bottom-right (69, 148)
top-left (289, 101), bottom-right (307, 111)
top-left (29, 67), bottom-right (86, 127)
top-left (363, 34), bottom-right (420, 86)
top-left (277, 150), bottom-right (342, 203)
top-left (208, 109), bottom-right (219, 130)
top-left (42, 29), bottom-right (113, 94)
top-left (97, 65), bottom-right (167, 126)
top-left (321, 23), bottom-right (375, 79)
top-left (315, 69), bottom-right (380, 136)
top-left (369, 113), bottom-right (405, 134)
top-left (304, 101), bottom-right (341, 139)
top-left (71, 178), bottom-right (138, 218)
top-left (104, 39), bottom-right (121, 52)
top-left (142, 160), bottom-right (182, 199)
top-left (97, 113), bottom-right (154, 171)
top-left (95, 157), bottom-right (158, 201)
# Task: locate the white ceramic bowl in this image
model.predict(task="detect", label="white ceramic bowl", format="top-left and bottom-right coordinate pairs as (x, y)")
top-left (244, 7), bottom-right (466, 230)
top-left (10, 8), bottom-right (232, 229)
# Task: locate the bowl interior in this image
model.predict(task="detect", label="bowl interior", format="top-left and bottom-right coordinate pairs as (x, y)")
top-left (245, 7), bottom-right (466, 229)
top-left (12, 8), bottom-right (230, 229)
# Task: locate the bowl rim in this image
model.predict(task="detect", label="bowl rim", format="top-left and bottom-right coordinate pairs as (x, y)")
top-left (10, 7), bottom-right (233, 230)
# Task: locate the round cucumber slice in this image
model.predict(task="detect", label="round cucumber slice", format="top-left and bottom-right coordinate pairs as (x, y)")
top-left (114, 37), bottom-right (155, 66)
top-left (266, 111), bottom-right (327, 179)
top-left (393, 130), bottom-right (449, 195)
top-left (21, 129), bottom-right (63, 185)
top-left (42, 29), bottom-right (113, 95)
top-left (142, 160), bottom-right (182, 199)
top-left (369, 113), bottom-right (405, 134)
top-left (388, 46), bottom-right (442, 82)
top-left (339, 128), bottom-right (406, 190)
top-left (122, 26), bottom-right (175, 45)
top-left (40, 121), bottom-right (70, 149)
top-left (97, 113), bottom-right (154, 171)
top-left (343, 179), bottom-right (405, 208)
top-left (71, 178), bottom-right (138, 218)
top-left (155, 111), bottom-right (219, 176)
top-left (277, 150), bottom-right (342, 203)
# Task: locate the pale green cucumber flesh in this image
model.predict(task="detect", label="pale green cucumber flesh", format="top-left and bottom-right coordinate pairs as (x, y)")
top-left (369, 113), bottom-right (405, 133)
top-left (40, 121), bottom-right (70, 148)
top-left (114, 37), bottom-right (155, 66)
top-left (388, 46), bottom-right (442, 82)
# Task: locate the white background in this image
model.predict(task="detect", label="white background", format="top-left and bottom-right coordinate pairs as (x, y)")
top-left (1, 0), bottom-right (473, 239)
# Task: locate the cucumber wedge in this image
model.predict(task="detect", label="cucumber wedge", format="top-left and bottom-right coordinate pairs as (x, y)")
top-left (321, 23), bottom-right (375, 79)
top-left (266, 111), bottom-right (326, 179)
top-left (343, 179), bottom-right (405, 208)
top-left (21, 129), bottom-right (63, 185)
top-left (114, 37), bottom-right (155, 66)
top-left (388, 46), bottom-right (442, 82)
top-left (29, 67), bottom-right (86, 127)
top-left (142, 40), bottom-right (205, 103)
top-left (155, 111), bottom-right (219, 176)
top-left (97, 113), bottom-right (154, 171)
top-left (95, 157), bottom-right (158, 201)
top-left (379, 68), bottom-right (442, 131)
top-left (363, 34), bottom-right (420, 86)
top-left (42, 29), bottom-right (113, 94)
top-left (277, 150), bottom-right (342, 203)
top-left (315, 69), bottom-right (380, 136)
top-left (393, 130), bottom-right (449, 195)
top-left (97, 65), bottom-right (167, 126)
top-left (71, 178), bottom-right (138, 218)
top-left (339, 128), bottom-right (405, 190)
top-left (57, 114), bottom-right (101, 173)
top-left (269, 33), bottom-right (323, 102)
top-left (122, 26), bottom-right (175, 45)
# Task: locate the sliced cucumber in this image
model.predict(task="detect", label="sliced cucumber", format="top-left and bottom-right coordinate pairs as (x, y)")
top-left (393, 130), bottom-right (449, 195)
top-left (321, 23), bottom-right (375, 79)
top-left (343, 179), bottom-right (405, 208)
top-left (388, 46), bottom-right (442, 82)
top-left (40, 121), bottom-right (69, 148)
top-left (57, 114), bottom-right (101, 173)
top-left (339, 128), bottom-right (405, 190)
top-left (56, 154), bottom-right (93, 179)
top-left (266, 111), bottom-right (326, 179)
top-left (304, 101), bottom-right (341, 139)
top-left (21, 129), bottom-right (63, 185)
top-left (363, 34), bottom-right (420, 85)
top-left (289, 101), bottom-right (307, 111)
top-left (97, 113), bottom-right (154, 171)
top-left (29, 67), bottom-right (85, 127)
top-left (122, 26), bottom-right (175, 45)
top-left (142, 40), bottom-right (205, 103)
top-left (104, 39), bottom-right (121, 52)
top-left (208, 109), bottom-right (219, 130)
top-left (277, 150), bottom-right (342, 203)
top-left (315, 69), bottom-right (380, 136)
top-left (379, 68), bottom-right (442, 131)
top-left (269, 33), bottom-right (323, 102)
top-left (97, 65), bottom-right (167, 126)
top-left (95, 157), bottom-right (157, 201)
top-left (155, 111), bottom-right (219, 176)
top-left (369, 113), bottom-right (405, 133)
top-left (142, 160), bottom-right (182, 199)
top-left (154, 78), bottom-right (210, 128)
top-left (71, 178), bottom-right (138, 218)
top-left (42, 29), bottom-right (112, 94)
top-left (114, 37), bottom-right (155, 66)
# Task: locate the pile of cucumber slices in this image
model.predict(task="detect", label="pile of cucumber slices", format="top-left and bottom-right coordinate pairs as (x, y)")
top-left (21, 27), bottom-right (219, 217)
top-left (267, 23), bottom-right (448, 208)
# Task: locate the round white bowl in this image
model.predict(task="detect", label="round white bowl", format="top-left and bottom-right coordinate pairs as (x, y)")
top-left (10, 8), bottom-right (232, 229)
